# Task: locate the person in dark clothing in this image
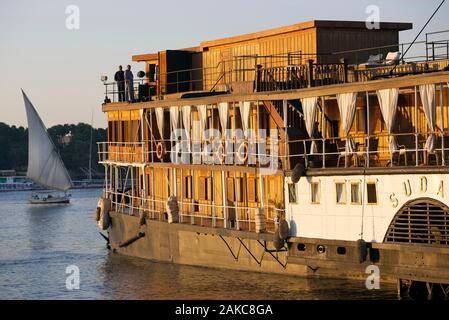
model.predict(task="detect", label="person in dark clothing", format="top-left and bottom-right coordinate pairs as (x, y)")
top-left (114, 65), bottom-right (125, 102)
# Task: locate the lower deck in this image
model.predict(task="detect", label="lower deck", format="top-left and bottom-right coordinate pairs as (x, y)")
top-left (106, 211), bottom-right (449, 296)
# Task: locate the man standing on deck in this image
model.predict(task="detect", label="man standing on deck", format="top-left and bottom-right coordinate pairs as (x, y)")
top-left (124, 65), bottom-right (134, 102)
top-left (114, 65), bottom-right (125, 102)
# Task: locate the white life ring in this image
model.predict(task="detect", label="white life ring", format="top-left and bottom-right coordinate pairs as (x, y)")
top-left (96, 197), bottom-right (112, 230)
top-left (156, 142), bottom-right (165, 159)
top-left (216, 143), bottom-right (226, 164)
top-left (236, 142), bottom-right (249, 164)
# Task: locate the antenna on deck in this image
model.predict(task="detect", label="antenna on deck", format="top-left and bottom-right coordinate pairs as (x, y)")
top-left (389, 0), bottom-right (446, 76)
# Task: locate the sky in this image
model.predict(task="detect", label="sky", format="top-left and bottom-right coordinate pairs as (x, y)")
top-left (0, 0), bottom-right (448, 129)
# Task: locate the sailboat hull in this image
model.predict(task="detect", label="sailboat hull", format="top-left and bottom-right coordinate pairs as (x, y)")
top-left (29, 193), bottom-right (70, 204)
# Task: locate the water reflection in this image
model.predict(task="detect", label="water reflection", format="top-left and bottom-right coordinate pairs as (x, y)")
top-left (96, 252), bottom-right (397, 300)
top-left (0, 189), bottom-right (397, 300)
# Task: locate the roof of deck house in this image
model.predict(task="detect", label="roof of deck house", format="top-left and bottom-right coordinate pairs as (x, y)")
top-left (132, 20), bottom-right (413, 61)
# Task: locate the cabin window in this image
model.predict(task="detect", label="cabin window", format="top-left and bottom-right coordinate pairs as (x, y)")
top-left (288, 183), bottom-right (297, 203)
top-left (120, 121), bottom-right (126, 142)
top-left (198, 176), bottom-right (212, 201)
top-left (109, 121), bottom-right (119, 142)
top-left (108, 121), bottom-right (113, 141)
top-left (335, 182), bottom-right (346, 204)
top-left (311, 182), bottom-right (320, 204)
top-left (248, 178), bottom-right (258, 202)
top-left (184, 176), bottom-right (192, 199)
top-left (350, 182), bottom-right (361, 204)
top-left (367, 182), bottom-right (377, 204)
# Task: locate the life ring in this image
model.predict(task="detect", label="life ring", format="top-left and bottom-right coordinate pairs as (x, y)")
top-left (96, 197), bottom-right (111, 230)
top-left (156, 142), bottom-right (165, 159)
top-left (216, 142), bottom-right (226, 164)
top-left (236, 142), bottom-right (249, 163)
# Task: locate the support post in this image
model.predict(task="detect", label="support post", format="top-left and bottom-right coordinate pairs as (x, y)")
top-left (307, 59), bottom-right (314, 88)
top-left (440, 83), bottom-right (445, 165)
top-left (366, 91), bottom-right (370, 168)
top-left (415, 86), bottom-right (419, 166)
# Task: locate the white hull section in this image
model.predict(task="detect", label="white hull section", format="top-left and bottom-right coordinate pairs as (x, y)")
top-left (285, 173), bottom-right (448, 243)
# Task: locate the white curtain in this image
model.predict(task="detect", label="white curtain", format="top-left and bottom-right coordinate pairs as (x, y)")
top-left (155, 107), bottom-right (165, 142)
top-left (336, 92), bottom-right (358, 153)
top-left (170, 106), bottom-right (179, 137)
top-left (182, 106), bottom-right (191, 142)
top-left (197, 105), bottom-right (207, 140)
top-left (192, 120), bottom-right (201, 164)
top-left (419, 84), bottom-right (436, 152)
top-left (181, 106), bottom-right (191, 163)
top-left (239, 101), bottom-right (251, 134)
top-left (377, 88), bottom-right (399, 153)
top-left (218, 102), bottom-right (229, 139)
top-left (301, 97), bottom-right (318, 154)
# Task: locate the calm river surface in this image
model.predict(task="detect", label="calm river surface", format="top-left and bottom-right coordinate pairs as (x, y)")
top-left (0, 189), bottom-right (397, 300)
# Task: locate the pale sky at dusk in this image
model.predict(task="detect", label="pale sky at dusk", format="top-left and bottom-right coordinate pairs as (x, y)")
top-left (0, 0), bottom-right (447, 128)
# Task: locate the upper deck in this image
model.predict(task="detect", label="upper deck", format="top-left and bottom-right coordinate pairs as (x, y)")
top-left (99, 22), bottom-right (449, 175)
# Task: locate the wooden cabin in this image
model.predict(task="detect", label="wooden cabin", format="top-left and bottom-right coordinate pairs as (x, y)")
top-left (131, 20), bottom-right (412, 97)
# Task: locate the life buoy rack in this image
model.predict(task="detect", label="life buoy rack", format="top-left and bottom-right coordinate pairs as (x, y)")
top-left (95, 197), bottom-right (111, 230)
top-left (236, 142), bottom-right (249, 164)
top-left (156, 142), bottom-right (165, 159)
top-left (216, 142), bottom-right (226, 164)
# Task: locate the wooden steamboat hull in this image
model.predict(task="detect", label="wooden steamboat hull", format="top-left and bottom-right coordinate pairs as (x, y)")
top-left (107, 211), bottom-right (449, 291)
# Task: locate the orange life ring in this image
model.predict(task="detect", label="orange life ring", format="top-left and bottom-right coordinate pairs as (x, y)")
top-left (216, 143), bottom-right (226, 164)
top-left (156, 142), bottom-right (165, 159)
top-left (236, 142), bottom-right (248, 163)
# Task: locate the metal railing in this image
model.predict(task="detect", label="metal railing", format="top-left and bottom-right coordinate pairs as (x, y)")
top-left (98, 128), bottom-right (449, 170)
top-left (105, 189), bottom-right (281, 233)
top-left (102, 31), bottom-right (449, 101)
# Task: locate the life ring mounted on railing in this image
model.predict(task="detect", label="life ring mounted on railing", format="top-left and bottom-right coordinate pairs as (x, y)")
top-left (216, 142), bottom-right (226, 164)
top-left (236, 142), bottom-right (249, 164)
top-left (156, 142), bottom-right (165, 160)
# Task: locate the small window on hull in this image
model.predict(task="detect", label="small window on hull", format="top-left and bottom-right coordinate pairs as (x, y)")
top-left (367, 182), bottom-right (377, 204)
top-left (351, 183), bottom-right (361, 204)
top-left (336, 182), bottom-right (346, 204)
top-left (288, 183), bottom-right (297, 204)
top-left (311, 182), bottom-right (320, 204)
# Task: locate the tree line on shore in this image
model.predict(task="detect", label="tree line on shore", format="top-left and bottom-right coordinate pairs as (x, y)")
top-left (0, 122), bottom-right (107, 180)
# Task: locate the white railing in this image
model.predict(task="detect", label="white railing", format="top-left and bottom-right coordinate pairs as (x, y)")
top-left (98, 128), bottom-right (448, 169)
top-left (105, 189), bottom-right (281, 233)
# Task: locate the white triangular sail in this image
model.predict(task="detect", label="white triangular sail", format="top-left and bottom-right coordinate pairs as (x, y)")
top-left (22, 90), bottom-right (72, 191)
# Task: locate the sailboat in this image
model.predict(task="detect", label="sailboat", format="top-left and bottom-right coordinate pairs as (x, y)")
top-left (22, 90), bottom-right (73, 204)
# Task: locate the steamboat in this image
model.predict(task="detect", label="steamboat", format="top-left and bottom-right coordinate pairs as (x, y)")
top-left (95, 20), bottom-right (449, 299)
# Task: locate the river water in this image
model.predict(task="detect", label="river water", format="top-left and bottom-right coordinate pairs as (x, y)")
top-left (0, 189), bottom-right (397, 300)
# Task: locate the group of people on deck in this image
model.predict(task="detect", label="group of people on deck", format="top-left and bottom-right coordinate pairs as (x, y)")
top-left (114, 65), bottom-right (134, 102)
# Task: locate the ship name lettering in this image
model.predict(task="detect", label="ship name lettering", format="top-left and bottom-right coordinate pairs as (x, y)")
top-left (390, 179), bottom-right (445, 207)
